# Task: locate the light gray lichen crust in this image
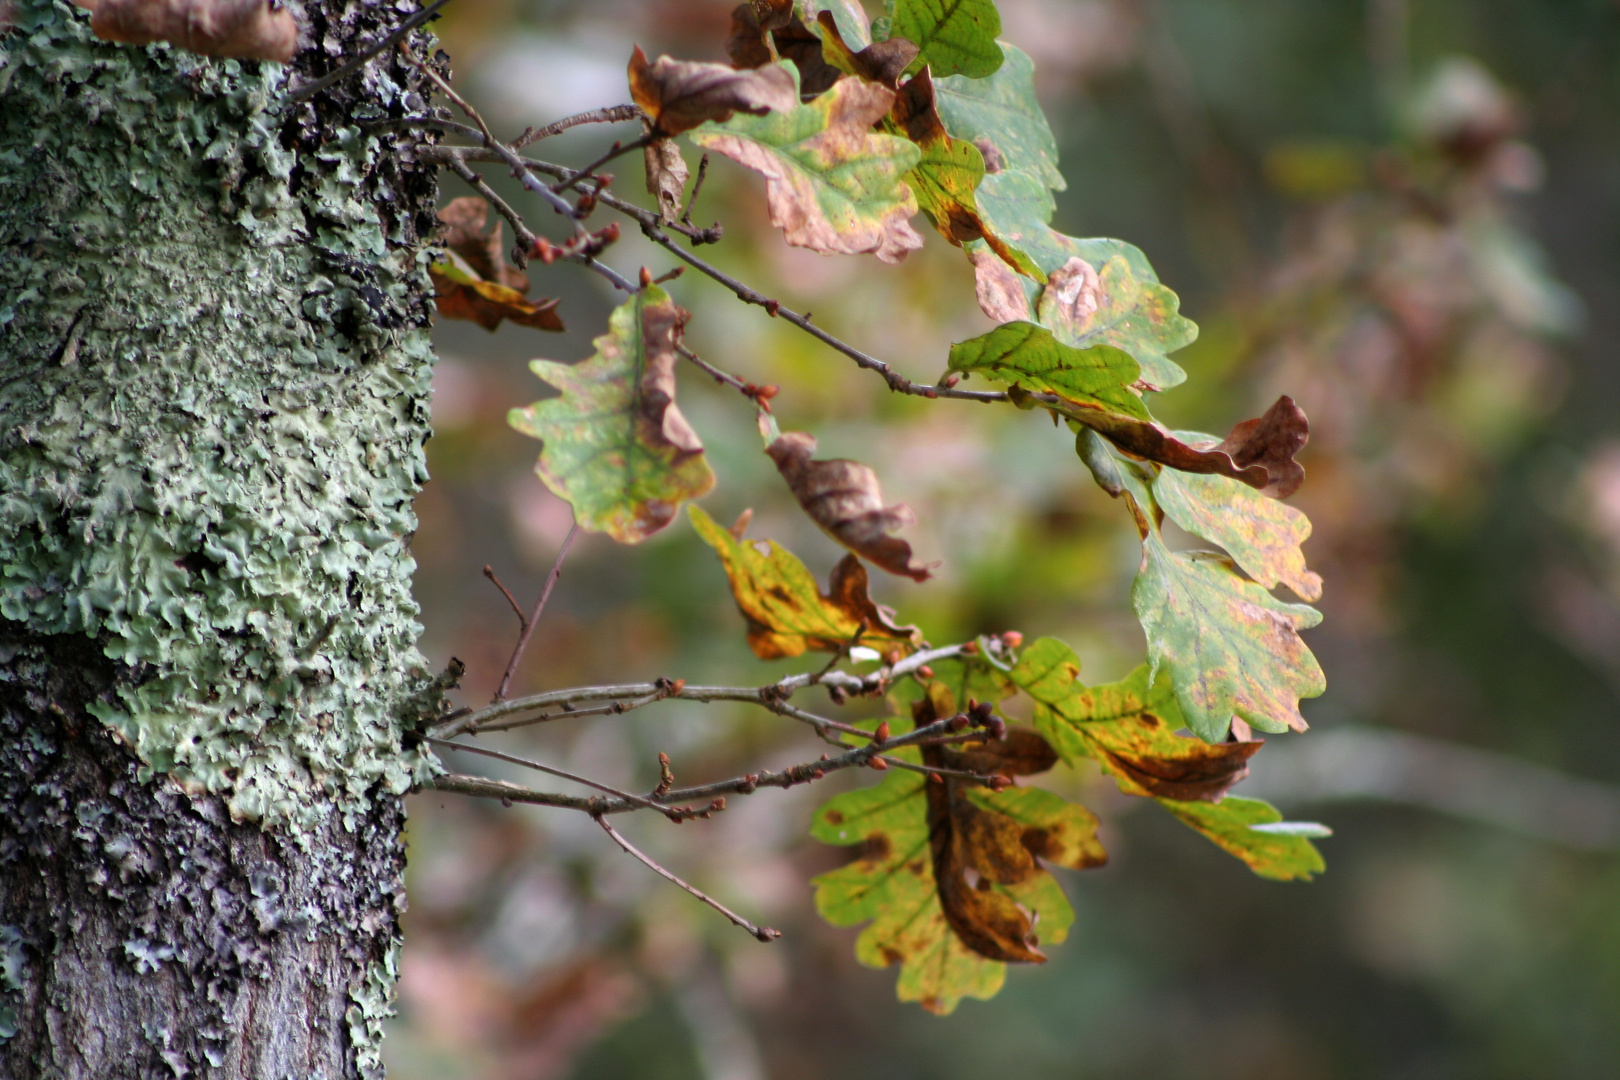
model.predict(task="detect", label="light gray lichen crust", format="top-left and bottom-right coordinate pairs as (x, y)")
top-left (0, 0), bottom-right (441, 826)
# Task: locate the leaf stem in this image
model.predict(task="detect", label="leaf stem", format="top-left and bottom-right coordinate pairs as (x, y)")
top-left (492, 521), bottom-right (580, 703)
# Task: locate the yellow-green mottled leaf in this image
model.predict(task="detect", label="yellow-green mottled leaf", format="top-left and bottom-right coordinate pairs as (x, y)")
top-left (689, 505), bottom-right (922, 661)
top-left (1007, 644), bottom-right (1325, 878)
top-left (885, 0), bottom-right (1003, 79)
top-left (886, 654), bottom-right (1016, 723)
top-left (1153, 466), bottom-right (1323, 601)
top-left (1036, 255), bottom-right (1197, 391)
top-left (690, 63), bottom-right (924, 264)
top-left (1133, 529), bottom-right (1325, 740)
top-left (1159, 797), bottom-right (1327, 881)
top-left (508, 286), bottom-right (711, 543)
top-left (947, 321), bottom-right (1150, 420)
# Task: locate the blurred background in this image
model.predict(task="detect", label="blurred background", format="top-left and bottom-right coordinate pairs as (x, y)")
top-left (387, 1), bottom-right (1620, 1077)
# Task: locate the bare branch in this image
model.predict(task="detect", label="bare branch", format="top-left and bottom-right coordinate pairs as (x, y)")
top-left (681, 152), bottom-right (710, 226)
top-left (514, 104), bottom-right (644, 149)
top-left (552, 134), bottom-right (655, 196)
top-left (494, 521), bottom-right (580, 702)
top-left (594, 814), bottom-right (781, 942)
top-left (444, 157), bottom-right (539, 265)
top-left (427, 735), bottom-right (677, 816)
top-left (482, 565), bottom-right (527, 627)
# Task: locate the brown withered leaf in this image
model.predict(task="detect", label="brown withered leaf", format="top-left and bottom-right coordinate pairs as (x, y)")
top-left (689, 505), bottom-right (922, 659)
top-left (1086, 395), bottom-right (1311, 499)
top-left (439, 197), bottom-right (527, 291)
top-left (967, 246), bottom-right (1032, 322)
top-left (727, 0), bottom-right (796, 70)
top-left (772, 16), bottom-right (847, 95)
top-left (431, 198), bottom-right (563, 333)
top-left (765, 428), bottom-right (933, 581)
top-left (629, 45), bottom-right (798, 137)
top-left (919, 696), bottom-right (1102, 964)
top-left (644, 137), bottom-right (690, 222)
top-left (815, 10), bottom-right (920, 87)
top-left (73, 0), bottom-right (297, 61)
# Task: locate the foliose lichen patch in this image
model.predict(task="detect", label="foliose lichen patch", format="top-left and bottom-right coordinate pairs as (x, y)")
top-left (0, 0), bottom-right (443, 827)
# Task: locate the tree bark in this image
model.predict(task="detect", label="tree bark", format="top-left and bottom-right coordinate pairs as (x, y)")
top-left (0, 3), bottom-right (444, 1076)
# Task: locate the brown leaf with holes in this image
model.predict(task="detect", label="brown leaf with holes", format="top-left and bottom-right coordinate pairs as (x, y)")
top-left (431, 198), bottom-right (563, 333)
top-left (629, 45), bottom-right (798, 137)
top-left (765, 428), bottom-right (933, 581)
top-left (644, 137), bottom-right (690, 222)
top-left (73, 0), bottom-right (297, 61)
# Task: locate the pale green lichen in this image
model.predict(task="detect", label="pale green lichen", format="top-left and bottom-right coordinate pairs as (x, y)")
top-left (346, 938), bottom-right (400, 1080)
top-left (0, 1), bottom-right (443, 827)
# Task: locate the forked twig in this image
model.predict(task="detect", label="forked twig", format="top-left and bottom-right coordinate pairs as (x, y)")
top-left (594, 814), bottom-right (781, 942)
top-left (493, 521), bottom-right (580, 702)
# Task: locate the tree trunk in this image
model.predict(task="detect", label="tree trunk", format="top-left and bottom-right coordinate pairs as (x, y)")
top-left (0, 2), bottom-right (444, 1076)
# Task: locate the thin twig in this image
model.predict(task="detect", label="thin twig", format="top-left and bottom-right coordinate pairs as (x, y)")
top-left (676, 343), bottom-right (753, 395)
top-left (287, 0), bottom-right (453, 102)
top-left (483, 565), bottom-right (527, 627)
top-left (427, 736), bottom-right (675, 816)
top-left (681, 153), bottom-right (710, 226)
top-left (445, 157), bottom-right (539, 262)
top-left (514, 104), bottom-right (644, 149)
top-left (430, 710), bottom-right (977, 817)
top-left (402, 60), bottom-right (582, 223)
top-left (494, 521), bottom-right (580, 702)
top-left (810, 627), bottom-right (864, 685)
top-left (552, 134), bottom-right (654, 196)
top-left (594, 814), bottom-right (781, 941)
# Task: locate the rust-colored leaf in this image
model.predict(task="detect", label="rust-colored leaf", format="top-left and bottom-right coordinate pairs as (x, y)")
top-left (689, 505), bottom-right (922, 660)
top-left (430, 199), bottom-right (563, 333)
top-left (1087, 395), bottom-right (1312, 499)
top-left (629, 45), bottom-right (798, 137)
top-left (726, 0), bottom-right (796, 69)
top-left (765, 428), bottom-right (933, 581)
top-left (816, 10), bottom-right (919, 87)
top-left (439, 197), bottom-right (527, 291)
top-left (73, 0), bottom-right (297, 61)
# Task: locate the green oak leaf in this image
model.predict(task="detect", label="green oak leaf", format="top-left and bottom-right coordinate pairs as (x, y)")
top-left (1008, 640), bottom-right (1327, 879)
top-left (935, 44), bottom-right (1065, 195)
top-left (885, 0), bottom-right (1003, 79)
top-left (812, 766), bottom-right (1100, 1013)
top-left (1159, 797), bottom-right (1327, 881)
top-left (1036, 254), bottom-right (1197, 391)
top-left (1153, 465), bottom-right (1324, 601)
top-left (509, 285), bottom-right (713, 543)
top-left (947, 321), bottom-right (1151, 420)
top-left (1133, 524), bottom-right (1325, 740)
top-left (690, 62), bottom-right (924, 264)
top-left (796, 0), bottom-right (871, 47)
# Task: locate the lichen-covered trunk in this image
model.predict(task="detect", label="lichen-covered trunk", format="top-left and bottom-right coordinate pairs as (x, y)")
top-left (0, 3), bottom-right (444, 1076)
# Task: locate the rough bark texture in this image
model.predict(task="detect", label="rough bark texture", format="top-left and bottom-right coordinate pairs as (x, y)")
top-left (0, 1), bottom-right (447, 1076)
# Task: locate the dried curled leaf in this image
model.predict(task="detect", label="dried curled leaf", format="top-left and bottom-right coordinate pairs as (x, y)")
top-left (690, 64), bottom-right (925, 264)
top-left (629, 45), bottom-right (798, 137)
top-left (765, 428), bottom-right (933, 580)
top-left (1008, 640), bottom-right (1326, 880)
top-left (811, 695), bottom-right (1101, 1013)
top-left (967, 247), bottom-right (1031, 323)
top-left (1154, 467), bottom-right (1324, 602)
top-left (815, 9), bottom-right (919, 86)
top-left (73, 0), bottom-right (297, 61)
top-left (509, 286), bottom-right (713, 543)
top-left (644, 137), bottom-right (690, 222)
top-left (431, 198), bottom-right (564, 333)
top-left (1036, 255), bottom-right (1198, 391)
top-left (688, 505), bottom-right (921, 660)
top-left (885, 0), bottom-right (1003, 79)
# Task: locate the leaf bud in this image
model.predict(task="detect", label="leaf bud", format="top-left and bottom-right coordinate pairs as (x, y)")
top-left (873, 721), bottom-right (890, 746)
top-left (1001, 631), bottom-right (1023, 648)
top-left (868, 756), bottom-right (888, 770)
